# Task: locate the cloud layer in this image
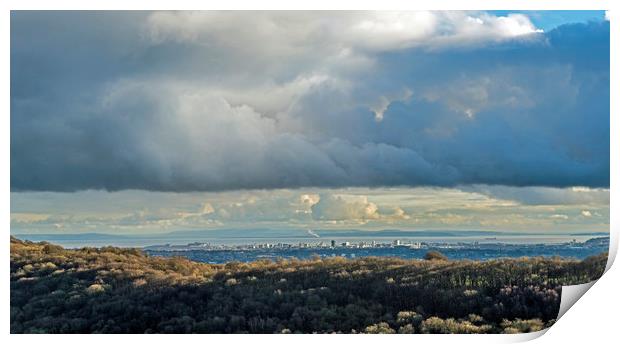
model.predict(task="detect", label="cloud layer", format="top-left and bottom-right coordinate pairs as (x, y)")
top-left (11, 11), bottom-right (609, 192)
top-left (10, 186), bottom-right (609, 234)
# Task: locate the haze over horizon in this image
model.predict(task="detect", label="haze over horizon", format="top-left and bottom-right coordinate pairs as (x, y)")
top-left (10, 11), bottom-right (609, 235)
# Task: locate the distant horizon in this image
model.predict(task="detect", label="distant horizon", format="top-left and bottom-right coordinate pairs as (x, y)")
top-left (11, 227), bottom-right (610, 250)
top-left (11, 228), bottom-right (611, 236)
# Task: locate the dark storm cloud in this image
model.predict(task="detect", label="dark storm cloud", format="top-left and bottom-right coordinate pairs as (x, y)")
top-left (10, 12), bottom-right (609, 192)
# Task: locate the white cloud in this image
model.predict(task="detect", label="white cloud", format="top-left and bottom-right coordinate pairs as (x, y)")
top-left (421, 68), bottom-right (540, 123)
top-left (309, 193), bottom-right (414, 223)
top-left (465, 185), bottom-right (610, 206)
top-left (162, 12), bottom-right (535, 44)
top-left (370, 88), bottom-right (413, 122)
top-left (145, 12), bottom-right (542, 62)
top-left (311, 194), bottom-right (380, 222)
top-left (11, 213), bottom-right (53, 224)
top-left (213, 73), bottom-right (335, 116)
top-left (389, 207), bottom-right (411, 220)
top-left (300, 194), bottom-right (320, 207)
top-left (201, 203), bottom-right (215, 214)
top-left (140, 12), bottom-right (543, 131)
top-left (10, 186), bottom-right (610, 234)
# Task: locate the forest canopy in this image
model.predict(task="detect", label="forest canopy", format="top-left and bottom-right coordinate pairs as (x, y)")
top-left (10, 237), bottom-right (606, 334)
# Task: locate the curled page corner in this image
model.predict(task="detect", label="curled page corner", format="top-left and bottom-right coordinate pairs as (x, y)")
top-left (557, 280), bottom-right (597, 320)
top-left (557, 235), bottom-right (615, 321)
top-left (506, 276), bottom-right (605, 341)
top-left (552, 230), bottom-right (617, 326)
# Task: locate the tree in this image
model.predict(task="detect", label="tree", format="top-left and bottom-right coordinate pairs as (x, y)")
top-left (364, 322), bottom-right (395, 334)
top-left (424, 250), bottom-right (448, 261)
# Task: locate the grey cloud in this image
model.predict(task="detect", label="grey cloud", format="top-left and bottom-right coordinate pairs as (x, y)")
top-left (11, 12), bottom-right (609, 192)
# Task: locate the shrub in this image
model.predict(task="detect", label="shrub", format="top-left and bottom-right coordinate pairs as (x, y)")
top-left (225, 278), bottom-right (238, 286)
top-left (396, 311), bottom-right (423, 326)
top-left (86, 284), bottom-right (105, 294)
top-left (365, 322), bottom-right (396, 334)
top-left (43, 244), bottom-right (64, 255)
top-left (424, 251), bottom-right (448, 261)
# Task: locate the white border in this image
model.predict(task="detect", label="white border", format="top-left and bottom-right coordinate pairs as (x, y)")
top-left (2, 1), bottom-right (617, 343)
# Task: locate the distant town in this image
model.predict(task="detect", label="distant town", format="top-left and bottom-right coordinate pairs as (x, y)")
top-left (144, 236), bottom-right (610, 264)
top-left (146, 238), bottom-right (428, 251)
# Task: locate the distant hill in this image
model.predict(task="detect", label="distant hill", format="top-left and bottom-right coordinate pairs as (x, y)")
top-left (13, 233), bottom-right (130, 242)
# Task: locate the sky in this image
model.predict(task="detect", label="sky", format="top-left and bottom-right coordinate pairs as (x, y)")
top-left (10, 11), bottom-right (610, 235)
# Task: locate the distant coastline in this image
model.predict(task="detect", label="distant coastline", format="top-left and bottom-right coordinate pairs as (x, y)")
top-left (11, 228), bottom-right (610, 244)
top-left (10, 230), bottom-right (610, 263)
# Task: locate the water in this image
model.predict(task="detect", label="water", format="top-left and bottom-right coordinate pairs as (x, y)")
top-left (13, 232), bottom-right (609, 263)
top-left (147, 243), bottom-right (610, 264)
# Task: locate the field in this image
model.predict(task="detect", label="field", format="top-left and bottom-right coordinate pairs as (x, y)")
top-left (10, 237), bottom-right (607, 334)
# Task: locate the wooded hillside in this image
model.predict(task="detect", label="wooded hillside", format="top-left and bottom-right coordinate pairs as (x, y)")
top-left (10, 237), bottom-right (606, 334)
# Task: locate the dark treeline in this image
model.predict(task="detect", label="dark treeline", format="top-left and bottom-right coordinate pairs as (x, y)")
top-left (10, 237), bottom-right (606, 334)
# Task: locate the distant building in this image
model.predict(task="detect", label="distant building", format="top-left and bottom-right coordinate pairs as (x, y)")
top-left (393, 239), bottom-right (401, 246)
top-left (331, 240), bottom-right (336, 248)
